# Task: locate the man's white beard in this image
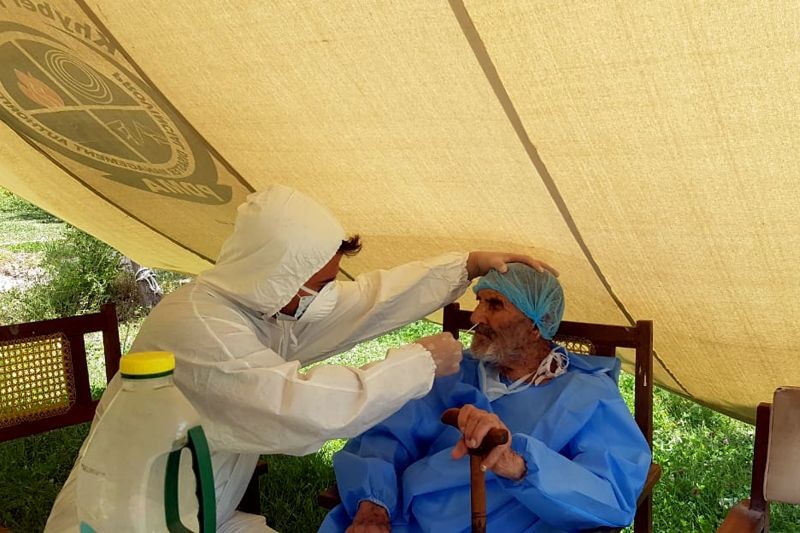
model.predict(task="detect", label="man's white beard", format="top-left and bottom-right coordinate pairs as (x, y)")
top-left (471, 343), bottom-right (503, 364)
top-left (471, 339), bottom-right (504, 364)
top-left (471, 333), bottom-right (528, 367)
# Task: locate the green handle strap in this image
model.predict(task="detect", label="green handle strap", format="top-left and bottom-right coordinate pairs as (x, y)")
top-left (164, 426), bottom-right (217, 532)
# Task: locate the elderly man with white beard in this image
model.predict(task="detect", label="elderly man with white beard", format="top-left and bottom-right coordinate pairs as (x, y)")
top-left (320, 264), bottom-right (651, 533)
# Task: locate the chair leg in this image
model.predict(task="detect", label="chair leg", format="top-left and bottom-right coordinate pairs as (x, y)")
top-left (634, 493), bottom-right (653, 533)
top-left (237, 470), bottom-right (262, 515)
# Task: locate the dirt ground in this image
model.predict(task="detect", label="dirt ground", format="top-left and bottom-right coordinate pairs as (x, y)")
top-left (0, 252), bottom-right (44, 292)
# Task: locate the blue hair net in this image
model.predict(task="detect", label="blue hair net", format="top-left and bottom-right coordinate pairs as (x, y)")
top-left (473, 263), bottom-right (565, 339)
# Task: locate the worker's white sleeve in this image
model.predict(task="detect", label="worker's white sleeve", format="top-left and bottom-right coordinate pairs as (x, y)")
top-left (150, 252), bottom-right (468, 457)
top-left (176, 336), bottom-right (435, 456)
top-left (292, 252), bottom-right (470, 363)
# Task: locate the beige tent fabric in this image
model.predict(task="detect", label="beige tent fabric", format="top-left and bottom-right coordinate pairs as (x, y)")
top-left (1, 0), bottom-right (798, 421)
top-left (0, 126), bottom-right (211, 272)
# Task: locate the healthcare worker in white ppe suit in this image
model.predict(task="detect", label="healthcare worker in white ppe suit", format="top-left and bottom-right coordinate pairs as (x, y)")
top-left (46, 184), bottom-right (556, 532)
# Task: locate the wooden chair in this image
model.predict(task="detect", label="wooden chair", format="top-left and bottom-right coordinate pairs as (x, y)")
top-left (718, 386), bottom-right (800, 533)
top-left (0, 303), bottom-right (121, 442)
top-left (0, 304), bottom-right (121, 531)
top-left (320, 303), bottom-right (661, 533)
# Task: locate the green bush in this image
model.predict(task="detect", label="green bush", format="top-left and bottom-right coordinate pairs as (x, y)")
top-left (1, 225), bottom-right (145, 323)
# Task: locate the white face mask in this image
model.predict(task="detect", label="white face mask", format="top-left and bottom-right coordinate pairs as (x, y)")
top-left (277, 282), bottom-right (339, 322)
top-left (478, 346), bottom-right (569, 401)
top-left (532, 347), bottom-right (569, 386)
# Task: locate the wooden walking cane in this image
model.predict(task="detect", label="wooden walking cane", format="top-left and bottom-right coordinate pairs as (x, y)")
top-left (441, 407), bottom-right (509, 533)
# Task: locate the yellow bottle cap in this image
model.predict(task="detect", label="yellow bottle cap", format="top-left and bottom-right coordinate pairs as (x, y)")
top-left (120, 351), bottom-right (175, 379)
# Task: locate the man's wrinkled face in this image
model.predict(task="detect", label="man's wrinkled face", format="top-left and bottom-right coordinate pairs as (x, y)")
top-left (469, 289), bottom-right (538, 363)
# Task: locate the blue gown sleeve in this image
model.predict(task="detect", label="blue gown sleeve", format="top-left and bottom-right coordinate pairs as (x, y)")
top-left (332, 372), bottom-right (461, 520)
top-left (496, 395), bottom-right (652, 530)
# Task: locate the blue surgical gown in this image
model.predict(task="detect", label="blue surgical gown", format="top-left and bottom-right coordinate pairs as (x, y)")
top-left (319, 350), bottom-right (651, 532)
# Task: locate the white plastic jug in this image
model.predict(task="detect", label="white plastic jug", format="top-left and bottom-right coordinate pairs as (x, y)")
top-left (77, 351), bottom-right (215, 532)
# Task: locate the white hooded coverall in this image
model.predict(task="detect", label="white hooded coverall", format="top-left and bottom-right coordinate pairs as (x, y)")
top-left (46, 185), bottom-right (470, 532)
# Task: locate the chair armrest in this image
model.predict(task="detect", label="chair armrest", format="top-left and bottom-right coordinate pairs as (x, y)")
top-left (317, 485), bottom-right (341, 510)
top-left (637, 463), bottom-right (662, 506)
top-left (717, 500), bottom-right (766, 533)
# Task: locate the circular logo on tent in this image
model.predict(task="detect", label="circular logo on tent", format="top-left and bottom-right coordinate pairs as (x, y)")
top-left (0, 22), bottom-right (231, 205)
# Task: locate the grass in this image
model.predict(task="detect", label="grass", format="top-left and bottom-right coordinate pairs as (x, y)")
top-left (0, 424), bottom-right (91, 532)
top-left (3, 242), bottom-right (50, 254)
top-left (0, 190), bottom-right (64, 248)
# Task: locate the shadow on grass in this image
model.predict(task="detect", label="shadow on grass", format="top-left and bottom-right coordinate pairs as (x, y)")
top-left (0, 424), bottom-right (90, 532)
top-left (0, 209), bottom-right (61, 224)
top-left (262, 448), bottom-right (342, 533)
top-left (0, 194), bottom-right (59, 224)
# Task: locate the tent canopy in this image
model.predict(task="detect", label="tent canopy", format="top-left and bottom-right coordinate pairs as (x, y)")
top-left (1, 1), bottom-right (797, 422)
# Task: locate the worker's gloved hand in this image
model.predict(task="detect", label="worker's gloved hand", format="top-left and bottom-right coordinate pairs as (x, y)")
top-left (415, 332), bottom-right (463, 377)
top-left (451, 404), bottom-right (527, 481)
top-left (466, 251), bottom-right (559, 280)
top-left (347, 500), bottom-right (390, 533)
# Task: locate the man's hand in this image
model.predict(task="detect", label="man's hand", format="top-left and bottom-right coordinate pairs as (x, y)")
top-left (466, 251), bottom-right (559, 280)
top-left (346, 501), bottom-right (391, 533)
top-left (450, 404), bottom-right (527, 481)
top-left (415, 333), bottom-right (463, 377)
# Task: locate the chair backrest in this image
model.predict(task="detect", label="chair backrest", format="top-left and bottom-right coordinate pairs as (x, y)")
top-left (0, 303), bottom-right (121, 442)
top-left (442, 302), bottom-right (654, 447)
top-left (763, 386), bottom-right (800, 505)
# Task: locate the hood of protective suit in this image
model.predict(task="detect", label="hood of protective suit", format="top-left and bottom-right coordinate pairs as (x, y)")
top-left (198, 184), bottom-right (345, 315)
